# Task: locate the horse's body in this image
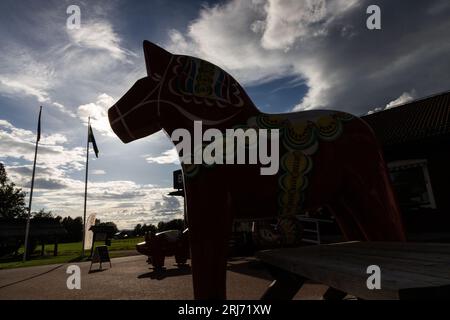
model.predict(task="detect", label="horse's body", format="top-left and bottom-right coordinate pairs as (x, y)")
top-left (109, 41), bottom-right (406, 299)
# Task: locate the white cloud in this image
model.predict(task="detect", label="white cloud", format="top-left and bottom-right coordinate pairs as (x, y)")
top-left (367, 90), bottom-right (417, 114)
top-left (42, 133), bottom-right (68, 145)
top-left (0, 77), bottom-right (50, 103)
top-left (166, 0), bottom-right (293, 85)
top-left (165, 0), bottom-right (360, 96)
top-left (67, 21), bottom-right (137, 62)
top-left (0, 48), bottom-right (73, 117)
top-left (145, 148), bottom-right (180, 165)
top-left (385, 91), bottom-right (416, 109)
top-left (0, 119), bottom-right (85, 171)
top-left (0, 77), bottom-right (76, 115)
top-left (261, 0), bottom-right (328, 50)
top-left (51, 102), bottom-right (76, 117)
top-left (0, 48), bottom-right (54, 103)
top-left (77, 93), bottom-right (116, 136)
top-left (0, 10), bottom-right (141, 120)
top-left (92, 169), bottom-right (106, 175)
top-left (0, 119), bottom-right (14, 130)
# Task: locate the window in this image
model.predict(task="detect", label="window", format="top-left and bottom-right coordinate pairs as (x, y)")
top-left (388, 159), bottom-right (436, 209)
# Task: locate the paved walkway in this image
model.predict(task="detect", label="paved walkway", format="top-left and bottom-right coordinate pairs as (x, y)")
top-left (0, 255), bottom-right (327, 300)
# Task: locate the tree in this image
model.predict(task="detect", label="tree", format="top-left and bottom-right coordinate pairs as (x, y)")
top-left (133, 224), bottom-right (142, 236)
top-left (157, 219), bottom-right (185, 232)
top-left (0, 163), bottom-right (27, 219)
top-left (33, 209), bottom-right (53, 219)
top-left (61, 216), bottom-right (83, 242)
top-left (96, 221), bottom-right (119, 234)
top-left (142, 223), bottom-right (157, 235)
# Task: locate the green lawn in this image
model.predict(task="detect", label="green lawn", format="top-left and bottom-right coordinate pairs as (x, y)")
top-left (0, 237), bottom-right (145, 270)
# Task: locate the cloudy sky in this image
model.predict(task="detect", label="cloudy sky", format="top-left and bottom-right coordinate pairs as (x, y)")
top-left (1, 0), bottom-right (449, 229)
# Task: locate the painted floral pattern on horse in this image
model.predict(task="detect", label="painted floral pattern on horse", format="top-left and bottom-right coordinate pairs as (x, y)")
top-left (248, 111), bottom-right (354, 216)
top-left (182, 111), bottom-right (354, 218)
top-left (278, 151), bottom-right (312, 216)
top-left (170, 56), bottom-right (244, 107)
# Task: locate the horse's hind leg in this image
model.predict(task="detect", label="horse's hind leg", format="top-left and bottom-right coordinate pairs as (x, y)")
top-left (338, 145), bottom-right (406, 241)
top-left (329, 200), bottom-right (366, 241)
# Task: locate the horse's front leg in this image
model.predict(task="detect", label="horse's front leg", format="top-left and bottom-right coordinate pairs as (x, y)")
top-left (185, 178), bottom-right (233, 300)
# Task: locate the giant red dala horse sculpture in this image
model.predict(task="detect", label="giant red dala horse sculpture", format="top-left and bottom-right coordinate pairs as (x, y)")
top-left (109, 41), bottom-right (406, 299)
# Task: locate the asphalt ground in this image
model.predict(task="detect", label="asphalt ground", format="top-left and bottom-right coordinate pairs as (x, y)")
top-left (0, 255), bottom-right (328, 300)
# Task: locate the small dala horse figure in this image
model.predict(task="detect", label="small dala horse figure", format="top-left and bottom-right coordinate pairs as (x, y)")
top-left (109, 41), bottom-right (406, 299)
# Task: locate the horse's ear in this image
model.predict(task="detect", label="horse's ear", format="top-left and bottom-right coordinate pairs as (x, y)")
top-left (143, 41), bottom-right (172, 77)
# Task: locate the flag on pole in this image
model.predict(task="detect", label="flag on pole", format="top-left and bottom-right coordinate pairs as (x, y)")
top-left (37, 106), bottom-right (42, 142)
top-left (23, 106), bottom-right (42, 262)
top-left (88, 125), bottom-right (99, 158)
top-left (82, 120), bottom-right (99, 257)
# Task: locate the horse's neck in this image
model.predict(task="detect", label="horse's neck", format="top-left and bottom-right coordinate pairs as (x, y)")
top-left (161, 103), bottom-right (260, 136)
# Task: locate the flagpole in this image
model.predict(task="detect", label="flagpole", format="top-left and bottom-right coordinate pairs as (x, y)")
top-left (81, 117), bottom-right (90, 258)
top-left (23, 106), bottom-right (42, 262)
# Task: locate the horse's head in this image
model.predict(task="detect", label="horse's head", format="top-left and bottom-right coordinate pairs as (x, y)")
top-left (109, 41), bottom-right (257, 143)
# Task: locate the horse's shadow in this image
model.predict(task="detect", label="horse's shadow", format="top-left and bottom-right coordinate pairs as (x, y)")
top-left (226, 258), bottom-right (273, 281)
top-left (138, 265), bottom-right (192, 280)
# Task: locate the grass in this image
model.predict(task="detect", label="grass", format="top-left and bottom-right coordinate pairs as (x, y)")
top-left (0, 237), bottom-right (145, 270)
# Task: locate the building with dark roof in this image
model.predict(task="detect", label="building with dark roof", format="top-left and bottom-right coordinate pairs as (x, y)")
top-left (362, 90), bottom-right (450, 239)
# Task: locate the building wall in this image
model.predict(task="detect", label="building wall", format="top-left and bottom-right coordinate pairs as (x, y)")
top-left (427, 152), bottom-right (450, 212)
top-left (382, 139), bottom-right (450, 234)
